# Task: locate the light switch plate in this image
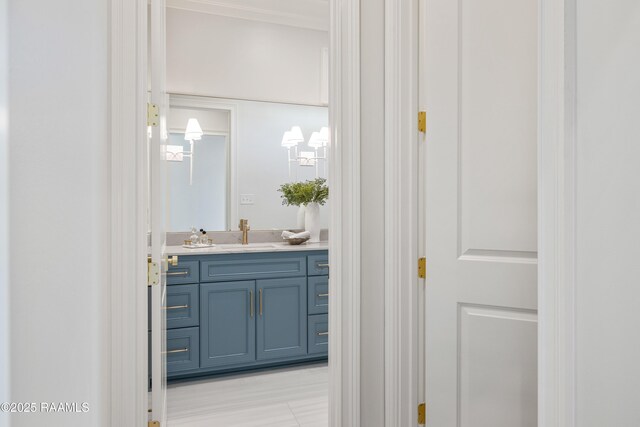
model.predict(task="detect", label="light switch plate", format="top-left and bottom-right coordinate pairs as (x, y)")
top-left (240, 194), bottom-right (255, 205)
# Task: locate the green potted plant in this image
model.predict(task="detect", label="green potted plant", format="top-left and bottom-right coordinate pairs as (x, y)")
top-left (278, 178), bottom-right (329, 242)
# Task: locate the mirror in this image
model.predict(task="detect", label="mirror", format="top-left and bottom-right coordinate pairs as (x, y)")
top-left (167, 96), bottom-right (329, 232)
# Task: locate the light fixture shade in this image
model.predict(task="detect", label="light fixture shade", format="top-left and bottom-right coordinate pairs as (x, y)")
top-left (308, 131), bottom-right (323, 148)
top-left (289, 126), bottom-right (305, 143)
top-left (319, 127), bottom-right (329, 145)
top-left (281, 131), bottom-right (298, 147)
top-left (184, 118), bottom-right (203, 141)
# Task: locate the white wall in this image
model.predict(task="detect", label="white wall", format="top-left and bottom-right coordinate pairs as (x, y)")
top-left (9, 0), bottom-right (109, 425)
top-left (167, 8), bottom-right (329, 106)
top-left (576, 1), bottom-right (640, 425)
top-left (0, 0), bottom-right (9, 424)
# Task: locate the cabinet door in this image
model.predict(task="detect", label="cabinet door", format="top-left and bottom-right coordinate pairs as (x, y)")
top-left (256, 278), bottom-right (307, 360)
top-left (200, 281), bottom-right (256, 368)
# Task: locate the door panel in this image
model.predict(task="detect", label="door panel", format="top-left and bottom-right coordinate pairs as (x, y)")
top-left (459, 306), bottom-right (537, 427)
top-left (423, 0), bottom-right (538, 424)
top-left (200, 281), bottom-right (256, 368)
top-left (458, 0), bottom-right (538, 258)
top-left (257, 278), bottom-right (307, 360)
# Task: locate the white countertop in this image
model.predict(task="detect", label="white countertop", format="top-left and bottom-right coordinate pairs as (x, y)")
top-left (166, 241), bottom-right (329, 256)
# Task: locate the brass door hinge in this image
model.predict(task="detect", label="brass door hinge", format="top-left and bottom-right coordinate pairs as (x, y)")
top-left (418, 257), bottom-right (426, 279)
top-left (418, 111), bottom-right (426, 133)
top-left (147, 257), bottom-right (159, 287)
top-left (147, 103), bottom-right (159, 127)
top-left (148, 421), bottom-right (160, 427)
top-left (418, 402), bottom-right (426, 424)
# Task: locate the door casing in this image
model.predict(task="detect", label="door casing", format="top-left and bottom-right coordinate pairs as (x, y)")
top-left (108, 0), bottom-right (365, 425)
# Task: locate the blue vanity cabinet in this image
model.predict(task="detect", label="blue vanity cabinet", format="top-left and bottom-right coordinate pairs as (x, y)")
top-left (199, 281), bottom-right (256, 368)
top-left (167, 259), bottom-right (199, 285)
top-left (308, 314), bottom-right (329, 354)
top-left (307, 276), bottom-right (329, 315)
top-left (165, 284), bottom-right (199, 329)
top-left (157, 249), bottom-right (328, 380)
top-left (308, 253), bottom-right (329, 276)
top-left (256, 277), bottom-right (307, 361)
top-left (201, 253), bottom-right (306, 282)
top-left (166, 327), bottom-right (200, 374)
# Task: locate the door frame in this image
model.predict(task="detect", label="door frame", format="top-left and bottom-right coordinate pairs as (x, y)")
top-left (538, 0), bottom-right (578, 426)
top-left (108, 0), bottom-right (364, 425)
top-left (109, 0), bottom-right (149, 425)
top-left (383, 0), bottom-right (420, 425)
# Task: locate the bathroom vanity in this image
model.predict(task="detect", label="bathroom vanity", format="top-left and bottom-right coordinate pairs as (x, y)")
top-left (150, 243), bottom-right (329, 380)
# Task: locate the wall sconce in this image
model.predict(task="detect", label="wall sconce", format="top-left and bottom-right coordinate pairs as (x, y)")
top-left (166, 118), bottom-right (203, 185)
top-left (282, 126), bottom-right (328, 179)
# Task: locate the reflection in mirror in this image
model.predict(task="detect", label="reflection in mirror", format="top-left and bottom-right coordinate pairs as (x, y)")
top-left (168, 96), bottom-right (328, 232)
top-left (167, 133), bottom-right (228, 231)
top-left (167, 105), bottom-right (230, 232)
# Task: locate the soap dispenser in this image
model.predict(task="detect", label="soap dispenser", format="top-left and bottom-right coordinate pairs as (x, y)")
top-left (199, 229), bottom-right (209, 245)
top-left (189, 227), bottom-right (199, 245)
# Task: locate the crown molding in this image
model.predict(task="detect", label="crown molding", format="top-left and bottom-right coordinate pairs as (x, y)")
top-left (166, 0), bottom-right (329, 32)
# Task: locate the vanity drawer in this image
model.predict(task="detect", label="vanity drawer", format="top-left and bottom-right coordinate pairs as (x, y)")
top-left (307, 276), bottom-right (328, 315)
top-left (166, 327), bottom-right (200, 374)
top-left (166, 284), bottom-right (199, 329)
top-left (308, 314), bottom-right (328, 355)
top-left (200, 253), bottom-right (306, 282)
top-left (307, 254), bottom-right (329, 276)
top-left (167, 259), bottom-right (199, 285)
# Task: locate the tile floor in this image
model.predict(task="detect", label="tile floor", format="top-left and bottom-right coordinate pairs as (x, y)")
top-left (166, 362), bottom-right (328, 427)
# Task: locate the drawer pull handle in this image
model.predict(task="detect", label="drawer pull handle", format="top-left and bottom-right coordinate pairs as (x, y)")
top-left (317, 331), bottom-right (329, 336)
top-left (163, 305), bottom-right (189, 310)
top-left (316, 263), bottom-right (330, 268)
top-left (250, 290), bottom-right (254, 318)
top-left (259, 289), bottom-right (263, 316)
top-left (317, 293), bottom-right (329, 298)
top-left (164, 348), bottom-right (188, 355)
top-left (166, 271), bottom-right (189, 277)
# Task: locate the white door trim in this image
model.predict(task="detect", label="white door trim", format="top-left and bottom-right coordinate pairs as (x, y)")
top-left (109, 0), bottom-right (149, 424)
top-left (109, 0), bottom-right (363, 425)
top-left (538, 0), bottom-right (577, 426)
top-left (384, 0), bottom-right (420, 425)
top-left (328, 0), bottom-right (362, 425)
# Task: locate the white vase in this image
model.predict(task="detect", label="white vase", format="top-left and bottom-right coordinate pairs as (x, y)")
top-left (296, 205), bottom-right (306, 229)
top-left (304, 202), bottom-right (321, 242)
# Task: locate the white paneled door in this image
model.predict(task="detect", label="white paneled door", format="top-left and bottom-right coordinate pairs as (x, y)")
top-left (421, 0), bottom-right (538, 425)
top-left (149, 0), bottom-right (168, 424)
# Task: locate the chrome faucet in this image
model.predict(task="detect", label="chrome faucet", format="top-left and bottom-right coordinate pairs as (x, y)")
top-left (239, 219), bottom-right (250, 245)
